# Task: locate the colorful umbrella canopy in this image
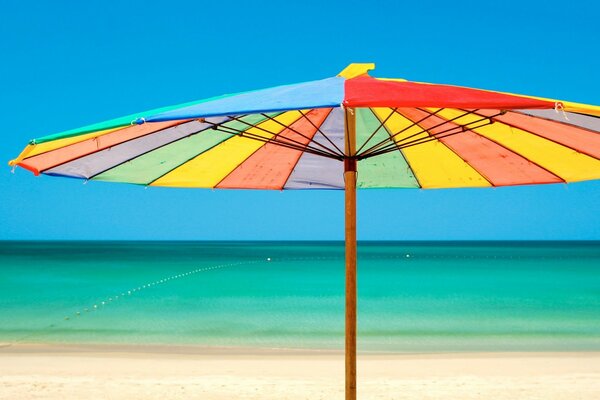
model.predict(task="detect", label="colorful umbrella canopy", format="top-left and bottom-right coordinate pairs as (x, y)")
top-left (9, 63), bottom-right (600, 400)
top-left (10, 63), bottom-right (600, 189)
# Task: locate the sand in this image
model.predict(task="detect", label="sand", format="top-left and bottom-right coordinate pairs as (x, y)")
top-left (1, 344), bottom-right (599, 399)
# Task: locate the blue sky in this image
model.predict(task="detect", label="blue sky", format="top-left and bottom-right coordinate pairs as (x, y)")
top-left (1, 0), bottom-right (599, 240)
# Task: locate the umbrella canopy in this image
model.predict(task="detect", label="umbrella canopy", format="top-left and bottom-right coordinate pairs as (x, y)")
top-left (10, 63), bottom-right (600, 189)
top-left (9, 63), bottom-right (600, 400)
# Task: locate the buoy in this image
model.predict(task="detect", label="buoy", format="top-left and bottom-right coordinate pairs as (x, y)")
top-left (267, 257), bottom-right (272, 262)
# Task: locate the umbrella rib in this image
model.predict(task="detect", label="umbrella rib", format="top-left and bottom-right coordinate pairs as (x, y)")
top-left (362, 113), bottom-right (496, 158)
top-left (261, 109), bottom-right (344, 156)
top-left (227, 115), bottom-right (334, 156)
top-left (80, 120), bottom-right (244, 182)
top-left (141, 128), bottom-right (255, 187)
top-left (359, 109), bottom-right (482, 158)
top-left (364, 108), bottom-right (464, 156)
top-left (465, 109), bottom-right (600, 162)
top-left (28, 119), bottom-right (193, 171)
top-left (395, 111), bottom-right (489, 147)
top-left (512, 109), bottom-right (600, 134)
top-left (210, 124), bottom-right (298, 189)
top-left (437, 108), bottom-right (570, 183)
top-left (401, 108), bottom-right (566, 184)
top-left (354, 107), bottom-right (397, 155)
top-left (210, 111), bottom-right (341, 188)
top-left (210, 125), bottom-right (343, 160)
top-left (462, 116), bottom-right (568, 182)
top-left (418, 119), bottom-right (497, 188)
top-left (378, 115), bottom-right (491, 153)
top-left (408, 121), bottom-right (496, 187)
top-left (80, 114), bottom-right (278, 182)
top-left (357, 108), bottom-right (445, 158)
top-left (297, 109), bottom-right (345, 156)
top-left (205, 117), bottom-right (343, 159)
top-left (142, 114), bottom-right (337, 187)
top-left (357, 108), bottom-right (446, 158)
top-left (375, 108), bottom-right (423, 188)
top-left (395, 108), bottom-right (458, 143)
top-left (37, 119), bottom-right (208, 175)
top-left (365, 119), bottom-right (496, 158)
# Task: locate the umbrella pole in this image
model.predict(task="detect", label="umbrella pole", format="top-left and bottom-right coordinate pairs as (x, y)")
top-left (344, 107), bottom-right (357, 400)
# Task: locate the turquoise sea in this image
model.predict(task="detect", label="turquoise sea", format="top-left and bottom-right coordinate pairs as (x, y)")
top-left (0, 241), bottom-right (599, 352)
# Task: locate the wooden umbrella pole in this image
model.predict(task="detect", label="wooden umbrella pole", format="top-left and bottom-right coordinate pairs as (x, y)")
top-left (344, 107), bottom-right (357, 400)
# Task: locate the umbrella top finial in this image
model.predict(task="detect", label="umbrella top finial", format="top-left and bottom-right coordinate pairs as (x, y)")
top-left (338, 63), bottom-right (375, 79)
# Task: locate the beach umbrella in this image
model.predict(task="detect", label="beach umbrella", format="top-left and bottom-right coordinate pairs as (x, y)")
top-left (9, 63), bottom-right (600, 399)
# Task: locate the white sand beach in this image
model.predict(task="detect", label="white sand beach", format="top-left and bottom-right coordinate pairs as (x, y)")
top-left (1, 344), bottom-right (599, 399)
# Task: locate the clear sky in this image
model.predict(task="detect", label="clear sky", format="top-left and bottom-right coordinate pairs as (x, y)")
top-left (1, 0), bottom-right (599, 240)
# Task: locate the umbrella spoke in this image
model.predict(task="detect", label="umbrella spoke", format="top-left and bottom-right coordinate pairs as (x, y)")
top-left (362, 114), bottom-right (500, 159)
top-left (259, 111), bottom-right (345, 157)
top-left (297, 109), bottom-right (346, 157)
top-left (358, 109), bottom-right (488, 159)
top-left (205, 114), bottom-right (344, 159)
top-left (33, 119), bottom-right (200, 175)
top-left (234, 114), bottom-right (342, 158)
top-left (355, 107), bottom-right (397, 155)
top-left (357, 108), bottom-right (445, 158)
top-left (463, 109), bottom-right (600, 162)
top-left (208, 123), bottom-right (343, 160)
top-left (367, 115), bottom-right (493, 156)
top-left (68, 118), bottom-right (233, 181)
top-left (143, 124), bottom-right (342, 187)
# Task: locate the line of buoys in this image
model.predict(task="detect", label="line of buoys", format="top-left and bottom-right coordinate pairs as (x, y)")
top-left (64, 261), bottom-right (258, 321)
top-left (7, 260), bottom-right (268, 348)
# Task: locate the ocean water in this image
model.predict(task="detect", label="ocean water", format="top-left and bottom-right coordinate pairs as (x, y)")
top-left (0, 241), bottom-right (599, 352)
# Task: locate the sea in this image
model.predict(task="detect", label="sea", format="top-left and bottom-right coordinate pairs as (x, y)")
top-left (0, 241), bottom-right (599, 352)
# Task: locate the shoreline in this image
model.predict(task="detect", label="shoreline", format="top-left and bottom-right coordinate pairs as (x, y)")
top-left (2, 342), bottom-right (600, 357)
top-left (2, 344), bottom-right (599, 399)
